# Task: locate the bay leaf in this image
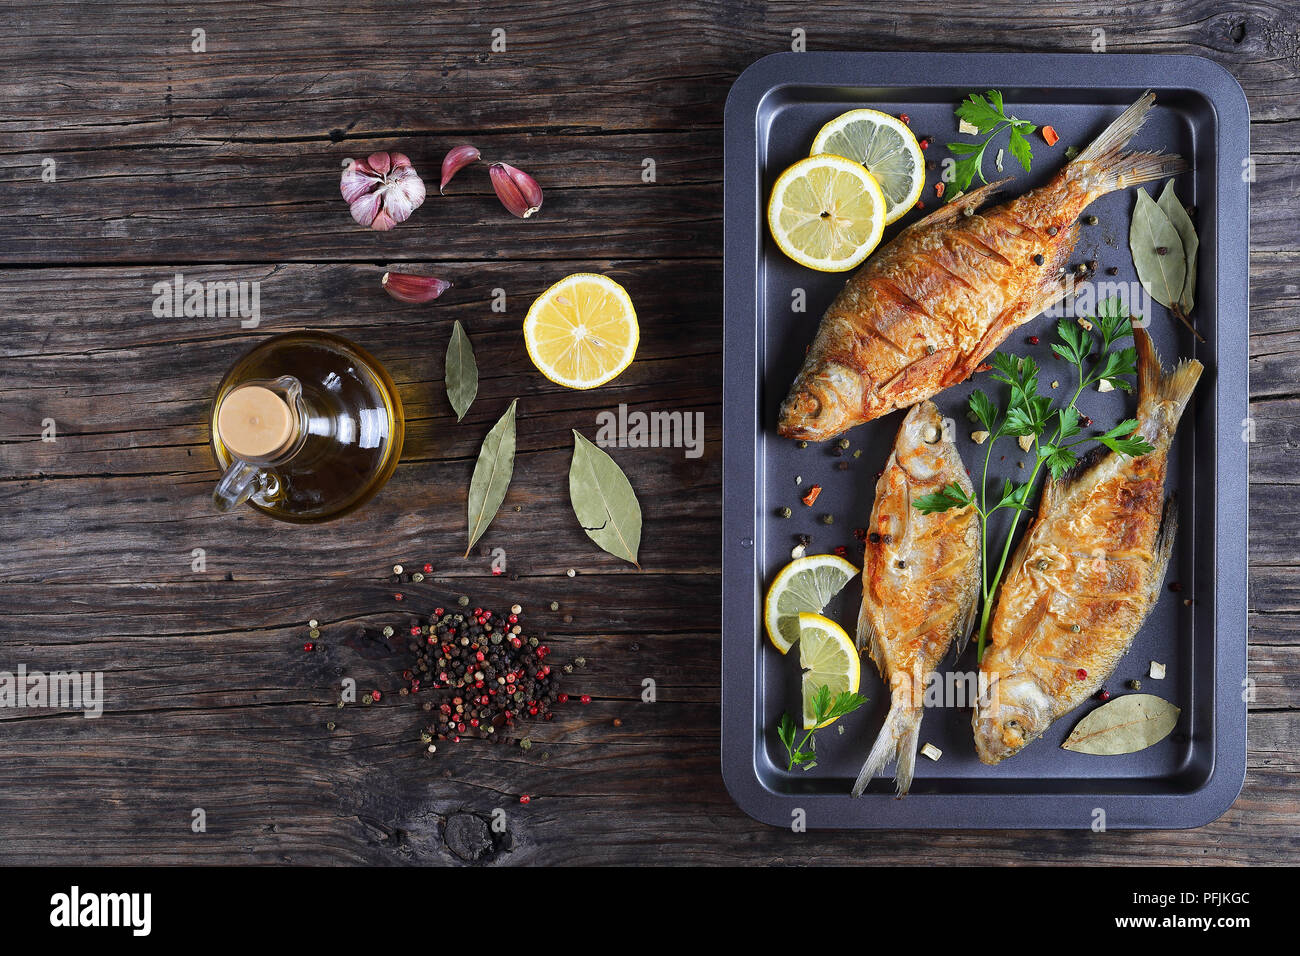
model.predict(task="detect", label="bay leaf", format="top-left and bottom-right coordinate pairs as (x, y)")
top-left (445, 319), bottom-right (478, 422)
top-left (568, 429), bottom-right (642, 568)
top-left (1129, 187), bottom-right (1186, 314)
top-left (1157, 179), bottom-right (1198, 315)
top-left (465, 399), bottom-right (517, 557)
top-left (1061, 693), bottom-right (1180, 755)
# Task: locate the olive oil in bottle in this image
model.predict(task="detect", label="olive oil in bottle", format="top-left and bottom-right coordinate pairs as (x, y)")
top-left (210, 331), bottom-right (404, 522)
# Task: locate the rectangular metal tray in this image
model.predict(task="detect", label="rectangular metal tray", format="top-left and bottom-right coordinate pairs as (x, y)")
top-left (721, 52), bottom-right (1249, 829)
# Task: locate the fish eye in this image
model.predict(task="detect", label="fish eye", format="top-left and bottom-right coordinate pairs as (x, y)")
top-left (922, 424), bottom-right (941, 444)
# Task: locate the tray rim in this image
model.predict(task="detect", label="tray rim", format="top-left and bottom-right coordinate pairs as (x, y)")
top-left (721, 51), bottom-right (1250, 830)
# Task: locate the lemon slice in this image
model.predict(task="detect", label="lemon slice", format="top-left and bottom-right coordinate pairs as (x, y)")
top-left (810, 109), bottom-right (924, 224)
top-left (523, 273), bottom-right (639, 389)
top-left (767, 154), bottom-right (887, 272)
top-left (763, 553), bottom-right (859, 655)
top-left (798, 613), bottom-right (861, 729)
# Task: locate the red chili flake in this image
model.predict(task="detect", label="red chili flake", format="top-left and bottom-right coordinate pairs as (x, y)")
top-left (519, 794), bottom-right (531, 804)
top-left (393, 593), bottom-right (403, 602)
top-left (1042, 125), bottom-right (1060, 147)
top-left (303, 642), bottom-right (314, 652)
top-left (371, 689), bottom-right (382, 701)
top-left (833, 545), bottom-right (848, 558)
top-left (1075, 668), bottom-right (1088, 681)
top-left (852, 527), bottom-right (868, 542)
top-left (1027, 335), bottom-right (1040, 345)
top-left (899, 113), bottom-right (910, 124)
top-left (934, 182), bottom-right (945, 198)
top-left (916, 200), bottom-right (925, 209)
top-left (580, 694), bottom-right (592, 704)
top-left (423, 563), bottom-right (433, 574)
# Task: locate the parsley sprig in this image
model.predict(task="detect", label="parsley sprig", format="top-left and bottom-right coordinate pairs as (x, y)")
top-left (946, 90), bottom-right (1036, 195)
top-left (777, 684), bottom-right (868, 772)
top-left (914, 298), bottom-right (1156, 661)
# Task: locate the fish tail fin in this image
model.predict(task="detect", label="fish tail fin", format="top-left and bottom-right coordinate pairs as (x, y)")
top-left (1075, 91), bottom-right (1187, 193)
top-left (1135, 328), bottom-right (1204, 427)
top-left (850, 694), bottom-right (923, 798)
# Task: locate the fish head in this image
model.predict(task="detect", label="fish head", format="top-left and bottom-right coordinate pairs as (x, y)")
top-left (972, 671), bottom-right (1054, 765)
top-left (894, 400), bottom-right (954, 482)
top-left (777, 363), bottom-right (864, 442)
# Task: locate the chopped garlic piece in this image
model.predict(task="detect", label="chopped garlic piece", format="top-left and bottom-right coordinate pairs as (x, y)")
top-left (1149, 660), bottom-right (1166, 680)
top-left (995, 148), bottom-right (1004, 172)
top-left (971, 430), bottom-right (990, 445)
top-left (1097, 379), bottom-right (1115, 393)
top-left (921, 743), bottom-right (943, 761)
top-left (1051, 380), bottom-right (1060, 389)
top-left (1017, 434), bottom-right (1034, 452)
top-left (1077, 318), bottom-right (1094, 332)
top-left (958, 118), bottom-right (979, 135)
top-left (791, 544), bottom-right (806, 560)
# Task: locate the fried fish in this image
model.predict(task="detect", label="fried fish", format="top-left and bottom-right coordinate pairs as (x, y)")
top-left (779, 92), bottom-right (1186, 442)
top-left (973, 329), bottom-right (1202, 764)
top-left (851, 401), bottom-right (980, 796)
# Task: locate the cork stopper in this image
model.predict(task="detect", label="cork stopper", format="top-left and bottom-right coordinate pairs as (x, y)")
top-left (217, 385), bottom-right (295, 459)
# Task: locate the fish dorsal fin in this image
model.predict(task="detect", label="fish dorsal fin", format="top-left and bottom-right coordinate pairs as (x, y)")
top-left (901, 177), bottom-right (1012, 233)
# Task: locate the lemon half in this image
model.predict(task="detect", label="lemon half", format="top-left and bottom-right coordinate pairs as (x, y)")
top-left (766, 154), bottom-right (887, 272)
top-left (523, 273), bottom-right (639, 389)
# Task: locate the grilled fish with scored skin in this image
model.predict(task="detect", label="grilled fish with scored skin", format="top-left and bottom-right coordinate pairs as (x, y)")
top-left (851, 401), bottom-right (980, 797)
top-left (779, 92), bottom-right (1186, 442)
top-left (973, 329), bottom-right (1202, 764)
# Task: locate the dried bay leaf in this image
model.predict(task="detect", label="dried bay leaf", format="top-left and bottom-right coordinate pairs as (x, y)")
top-left (1061, 693), bottom-right (1180, 755)
top-left (1157, 179), bottom-right (1198, 315)
top-left (445, 320), bottom-right (478, 422)
top-left (569, 430), bottom-right (642, 568)
top-left (465, 399), bottom-right (517, 557)
top-left (1129, 187), bottom-right (1186, 314)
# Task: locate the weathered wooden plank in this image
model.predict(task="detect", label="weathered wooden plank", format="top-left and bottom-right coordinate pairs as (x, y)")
top-left (0, 0), bottom-right (1294, 156)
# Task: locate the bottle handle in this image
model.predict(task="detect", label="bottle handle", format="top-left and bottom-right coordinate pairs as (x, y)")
top-left (213, 459), bottom-right (265, 513)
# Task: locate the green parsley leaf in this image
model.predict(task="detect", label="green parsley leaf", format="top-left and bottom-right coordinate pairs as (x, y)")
top-left (914, 481), bottom-right (972, 514)
top-left (968, 389), bottom-right (999, 431)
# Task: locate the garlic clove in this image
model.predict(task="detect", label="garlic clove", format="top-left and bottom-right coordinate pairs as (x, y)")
top-left (440, 145), bottom-right (481, 194)
top-left (381, 272), bottom-right (452, 303)
top-left (348, 190), bottom-right (384, 229)
top-left (340, 158), bottom-right (378, 203)
top-left (489, 162), bottom-right (543, 218)
top-left (367, 151), bottom-right (392, 175)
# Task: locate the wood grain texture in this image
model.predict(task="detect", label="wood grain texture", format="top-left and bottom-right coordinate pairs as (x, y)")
top-left (0, 0), bottom-right (1296, 865)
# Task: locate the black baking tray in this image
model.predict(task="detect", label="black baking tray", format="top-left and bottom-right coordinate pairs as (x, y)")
top-left (721, 53), bottom-right (1249, 829)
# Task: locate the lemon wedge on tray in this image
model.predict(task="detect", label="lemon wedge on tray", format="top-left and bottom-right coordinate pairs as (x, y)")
top-left (763, 553), bottom-right (859, 654)
top-left (797, 612), bottom-right (861, 729)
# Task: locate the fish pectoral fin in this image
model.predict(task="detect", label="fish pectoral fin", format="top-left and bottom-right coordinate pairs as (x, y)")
top-left (953, 589), bottom-right (981, 658)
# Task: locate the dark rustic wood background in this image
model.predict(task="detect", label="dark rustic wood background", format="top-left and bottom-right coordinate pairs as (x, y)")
top-left (0, 0), bottom-right (1294, 865)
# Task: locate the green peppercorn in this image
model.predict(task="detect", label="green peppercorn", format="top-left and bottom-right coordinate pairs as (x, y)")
top-left (821, 514), bottom-right (834, 525)
top-left (1128, 679), bottom-right (1142, 691)
top-left (778, 506), bottom-right (792, 518)
top-left (1085, 215), bottom-right (1099, 225)
top-left (838, 438), bottom-right (850, 449)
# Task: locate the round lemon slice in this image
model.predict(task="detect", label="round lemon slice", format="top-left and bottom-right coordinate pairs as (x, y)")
top-left (798, 613), bottom-right (861, 729)
top-left (810, 109), bottom-right (925, 224)
top-left (523, 273), bottom-right (639, 389)
top-left (767, 154), bottom-right (887, 272)
top-left (763, 553), bottom-right (859, 655)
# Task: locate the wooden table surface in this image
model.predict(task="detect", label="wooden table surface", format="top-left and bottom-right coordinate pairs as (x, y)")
top-left (1, 0), bottom-right (1295, 865)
